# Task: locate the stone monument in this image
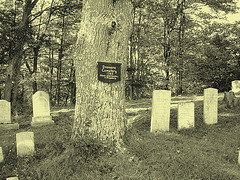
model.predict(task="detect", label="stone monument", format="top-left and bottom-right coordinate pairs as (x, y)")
top-left (0, 100), bottom-right (19, 130)
top-left (0, 100), bottom-right (11, 123)
top-left (204, 88), bottom-right (218, 125)
top-left (31, 91), bottom-right (54, 126)
top-left (16, 132), bottom-right (35, 157)
top-left (0, 147), bottom-right (3, 163)
top-left (6, 177), bottom-right (19, 180)
top-left (151, 90), bottom-right (171, 132)
top-left (178, 102), bottom-right (194, 130)
top-left (238, 150), bottom-right (240, 164)
top-left (231, 80), bottom-right (240, 94)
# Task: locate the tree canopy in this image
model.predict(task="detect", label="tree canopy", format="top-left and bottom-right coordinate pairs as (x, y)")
top-left (0, 0), bottom-right (239, 109)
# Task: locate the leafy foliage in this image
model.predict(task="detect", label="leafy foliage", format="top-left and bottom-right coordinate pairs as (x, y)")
top-left (0, 0), bottom-right (240, 106)
top-left (127, 0), bottom-right (240, 97)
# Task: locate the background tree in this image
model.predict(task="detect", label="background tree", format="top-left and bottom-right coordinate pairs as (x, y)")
top-left (0, 0), bottom-right (239, 116)
top-left (0, 0), bottom-right (82, 113)
top-left (126, 0), bottom-right (238, 96)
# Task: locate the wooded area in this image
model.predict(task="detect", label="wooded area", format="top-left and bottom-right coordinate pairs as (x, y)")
top-left (0, 0), bottom-right (239, 112)
top-left (1, 1), bottom-right (240, 178)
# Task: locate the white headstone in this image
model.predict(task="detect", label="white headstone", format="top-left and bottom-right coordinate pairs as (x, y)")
top-left (204, 88), bottom-right (218, 125)
top-left (31, 91), bottom-right (54, 126)
top-left (0, 147), bottom-right (3, 163)
top-left (238, 150), bottom-right (240, 164)
top-left (16, 132), bottom-right (35, 157)
top-left (0, 100), bottom-right (11, 124)
top-left (178, 102), bottom-right (195, 130)
top-left (151, 90), bottom-right (171, 132)
top-left (232, 80), bottom-right (240, 94)
top-left (6, 177), bottom-right (18, 180)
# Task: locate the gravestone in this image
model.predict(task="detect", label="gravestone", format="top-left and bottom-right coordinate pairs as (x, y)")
top-left (0, 100), bottom-right (19, 130)
top-left (232, 80), bottom-right (240, 94)
top-left (0, 147), bottom-right (3, 163)
top-left (204, 88), bottom-right (218, 125)
top-left (31, 91), bottom-right (54, 126)
top-left (16, 132), bottom-right (35, 157)
top-left (178, 102), bottom-right (194, 130)
top-left (6, 177), bottom-right (18, 180)
top-left (238, 150), bottom-right (240, 164)
top-left (222, 91), bottom-right (240, 108)
top-left (151, 90), bottom-right (171, 132)
top-left (0, 100), bottom-right (11, 124)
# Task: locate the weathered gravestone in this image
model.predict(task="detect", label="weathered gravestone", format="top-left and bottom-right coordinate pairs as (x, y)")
top-left (178, 102), bottom-right (194, 130)
top-left (232, 80), bottom-right (240, 94)
top-left (151, 90), bottom-right (171, 132)
top-left (0, 100), bottom-right (11, 124)
top-left (222, 91), bottom-right (240, 108)
top-left (0, 146), bottom-right (3, 163)
top-left (6, 177), bottom-right (19, 180)
top-left (16, 132), bottom-right (35, 157)
top-left (204, 88), bottom-right (218, 125)
top-left (31, 91), bottom-right (54, 126)
top-left (0, 100), bottom-right (19, 130)
top-left (238, 150), bottom-right (240, 164)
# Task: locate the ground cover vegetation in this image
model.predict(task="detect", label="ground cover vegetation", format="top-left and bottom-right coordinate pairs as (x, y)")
top-left (1, 100), bottom-right (240, 179)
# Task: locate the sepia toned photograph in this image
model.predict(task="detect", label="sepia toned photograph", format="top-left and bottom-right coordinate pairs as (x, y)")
top-left (0, 0), bottom-right (240, 179)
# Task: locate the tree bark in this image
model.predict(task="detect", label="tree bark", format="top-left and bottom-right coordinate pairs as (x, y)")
top-left (65, 59), bottom-right (75, 105)
top-left (4, 63), bottom-right (13, 102)
top-left (72, 0), bottom-right (133, 145)
top-left (127, 5), bottom-right (136, 100)
top-left (49, 47), bottom-right (54, 105)
top-left (32, 46), bottom-right (40, 93)
top-left (177, 0), bottom-right (185, 95)
top-left (4, 0), bottom-right (39, 106)
top-left (56, 15), bottom-right (65, 105)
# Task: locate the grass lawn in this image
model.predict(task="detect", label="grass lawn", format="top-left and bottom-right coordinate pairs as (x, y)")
top-left (0, 100), bottom-right (240, 179)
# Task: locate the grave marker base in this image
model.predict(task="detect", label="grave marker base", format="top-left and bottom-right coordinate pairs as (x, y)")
top-left (0, 123), bottom-right (19, 130)
top-left (31, 116), bottom-right (54, 127)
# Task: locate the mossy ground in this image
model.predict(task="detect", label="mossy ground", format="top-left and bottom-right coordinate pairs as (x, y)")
top-left (0, 99), bottom-right (240, 180)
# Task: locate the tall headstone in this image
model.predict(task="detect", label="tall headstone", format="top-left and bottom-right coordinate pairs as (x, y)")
top-left (31, 91), bottom-right (54, 126)
top-left (204, 88), bottom-right (218, 125)
top-left (151, 90), bottom-right (171, 132)
top-left (178, 102), bottom-right (194, 130)
top-left (231, 80), bottom-right (240, 94)
top-left (16, 132), bottom-right (35, 157)
top-left (0, 100), bottom-right (11, 124)
top-left (0, 147), bottom-right (3, 163)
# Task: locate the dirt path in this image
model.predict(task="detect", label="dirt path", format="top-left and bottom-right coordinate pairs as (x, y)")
top-left (51, 93), bottom-right (225, 115)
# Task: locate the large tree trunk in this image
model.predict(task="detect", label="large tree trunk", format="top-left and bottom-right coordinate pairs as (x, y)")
top-left (72, 0), bottom-right (133, 145)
